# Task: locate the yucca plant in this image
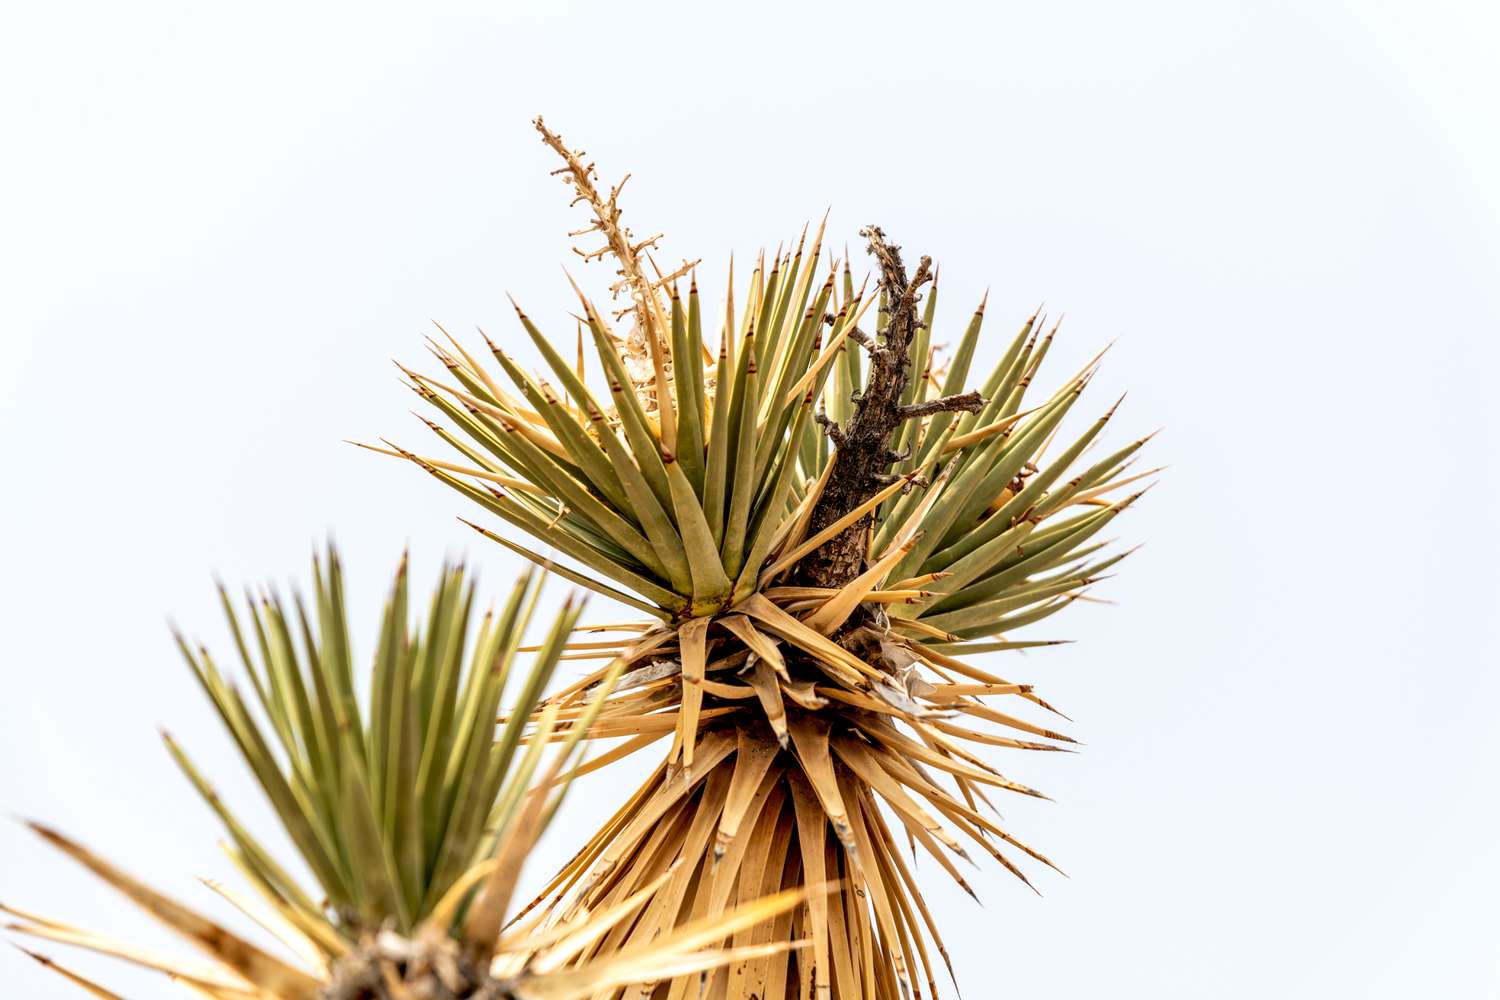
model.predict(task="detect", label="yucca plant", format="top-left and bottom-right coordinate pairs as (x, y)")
top-left (7, 547), bottom-right (810, 999)
top-left (366, 119), bottom-right (1157, 998)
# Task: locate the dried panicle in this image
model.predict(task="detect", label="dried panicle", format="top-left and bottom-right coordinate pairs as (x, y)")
top-left (534, 117), bottom-right (702, 432)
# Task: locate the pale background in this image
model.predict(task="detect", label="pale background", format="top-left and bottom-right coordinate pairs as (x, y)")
top-left (2, 2), bottom-right (1497, 996)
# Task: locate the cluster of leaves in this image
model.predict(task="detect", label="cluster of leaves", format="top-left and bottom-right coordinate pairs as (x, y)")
top-left (166, 550), bottom-right (581, 939)
top-left (390, 233), bottom-right (1149, 642)
top-left (8, 551), bottom-right (810, 1000)
top-left (359, 120), bottom-right (1155, 1000)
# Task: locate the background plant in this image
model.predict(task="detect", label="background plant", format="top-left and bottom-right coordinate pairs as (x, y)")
top-left (7, 547), bottom-right (809, 1000)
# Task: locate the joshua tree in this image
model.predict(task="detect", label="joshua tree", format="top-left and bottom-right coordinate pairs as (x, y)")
top-left (370, 120), bottom-right (1156, 999)
top-left (7, 549), bottom-right (808, 998)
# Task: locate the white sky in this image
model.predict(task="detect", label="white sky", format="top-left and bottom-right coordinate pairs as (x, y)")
top-left (2, 2), bottom-right (1497, 996)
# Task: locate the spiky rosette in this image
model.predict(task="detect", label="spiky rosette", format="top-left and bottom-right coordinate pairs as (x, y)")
top-left (367, 121), bottom-right (1156, 998)
top-left (7, 548), bottom-right (810, 1000)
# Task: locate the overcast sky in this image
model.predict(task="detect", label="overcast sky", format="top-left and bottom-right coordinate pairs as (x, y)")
top-left (2, 2), bottom-right (1497, 997)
